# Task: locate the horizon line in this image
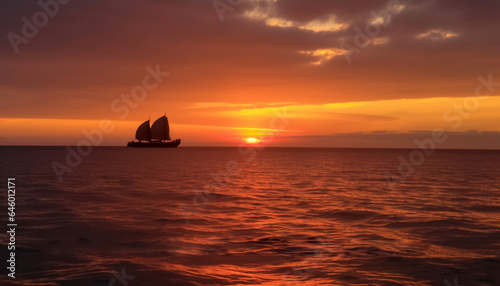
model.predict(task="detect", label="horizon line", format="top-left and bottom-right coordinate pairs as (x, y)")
top-left (0, 145), bottom-right (499, 151)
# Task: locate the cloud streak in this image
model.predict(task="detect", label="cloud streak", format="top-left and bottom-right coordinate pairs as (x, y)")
top-left (284, 130), bottom-right (500, 149)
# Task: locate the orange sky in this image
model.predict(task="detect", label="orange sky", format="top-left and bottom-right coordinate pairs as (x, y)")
top-left (1, 0), bottom-right (500, 148)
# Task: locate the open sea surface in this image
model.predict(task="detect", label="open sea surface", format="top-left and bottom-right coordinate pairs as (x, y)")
top-left (0, 146), bottom-right (499, 285)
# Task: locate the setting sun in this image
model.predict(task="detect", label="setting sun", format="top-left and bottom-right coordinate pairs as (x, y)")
top-left (245, 137), bottom-right (260, 144)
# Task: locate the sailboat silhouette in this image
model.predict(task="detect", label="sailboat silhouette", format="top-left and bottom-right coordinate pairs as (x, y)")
top-left (127, 114), bottom-right (181, 148)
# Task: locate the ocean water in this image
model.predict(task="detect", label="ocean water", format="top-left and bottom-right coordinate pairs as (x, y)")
top-left (0, 146), bottom-right (499, 286)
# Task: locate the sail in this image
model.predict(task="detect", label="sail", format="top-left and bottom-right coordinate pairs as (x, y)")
top-left (135, 120), bottom-right (151, 141)
top-left (151, 115), bottom-right (171, 140)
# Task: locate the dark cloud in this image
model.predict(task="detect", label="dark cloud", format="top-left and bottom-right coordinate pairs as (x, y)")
top-left (284, 130), bottom-right (500, 149)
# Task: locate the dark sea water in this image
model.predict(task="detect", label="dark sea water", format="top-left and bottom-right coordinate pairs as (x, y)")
top-left (0, 146), bottom-right (499, 286)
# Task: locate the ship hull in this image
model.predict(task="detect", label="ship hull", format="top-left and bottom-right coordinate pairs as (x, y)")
top-left (127, 139), bottom-right (181, 148)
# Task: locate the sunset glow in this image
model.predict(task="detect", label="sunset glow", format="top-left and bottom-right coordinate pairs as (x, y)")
top-left (2, 1), bottom-right (500, 285)
top-left (0, 1), bottom-right (499, 148)
top-left (245, 137), bottom-right (260, 144)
